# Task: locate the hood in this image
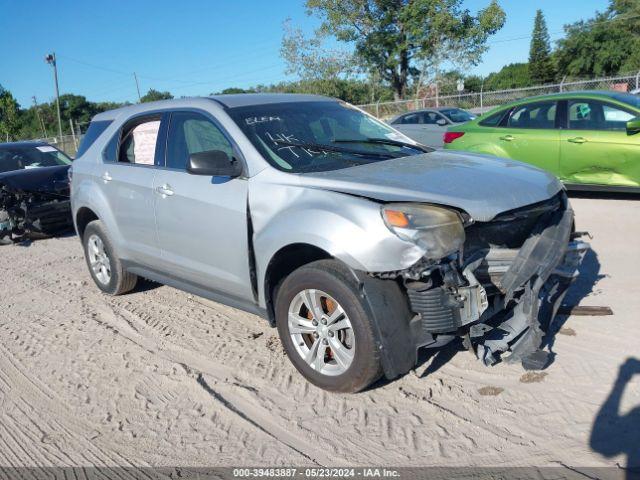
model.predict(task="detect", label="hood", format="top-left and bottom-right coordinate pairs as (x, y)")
top-left (299, 151), bottom-right (562, 222)
top-left (0, 165), bottom-right (70, 194)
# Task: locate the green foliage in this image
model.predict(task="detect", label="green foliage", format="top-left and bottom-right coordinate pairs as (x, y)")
top-left (296, 0), bottom-right (505, 99)
top-left (281, 19), bottom-right (355, 80)
top-left (462, 75), bottom-right (485, 93)
top-left (215, 78), bottom-right (393, 105)
top-left (484, 63), bottom-right (532, 90)
top-left (217, 87), bottom-right (253, 95)
top-left (528, 10), bottom-right (556, 84)
top-left (0, 85), bottom-right (129, 141)
top-left (140, 89), bottom-right (174, 103)
top-left (555, 0), bottom-right (640, 77)
top-left (0, 86), bottom-right (20, 141)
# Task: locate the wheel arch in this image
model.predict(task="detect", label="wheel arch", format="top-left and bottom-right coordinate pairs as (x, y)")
top-left (75, 207), bottom-right (99, 239)
top-left (263, 243), bottom-right (333, 326)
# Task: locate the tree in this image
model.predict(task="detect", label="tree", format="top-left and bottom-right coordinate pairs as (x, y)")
top-left (281, 19), bottom-right (355, 80)
top-left (484, 63), bottom-right (532, 90)
top-left (290, 0), bottom-right (505, 100)
top-left (556, 0), bottom-right (640, 77)
top-left (0, 86), bottom-right (20, 141)
top-left (214, 87), bottom-right (256, 95)
top-left (140, 89), bottom-right (173, 103)
top-left (217, 79), bottom-right (392, 105)
top-left (528, 10), bottom-right (556, 84)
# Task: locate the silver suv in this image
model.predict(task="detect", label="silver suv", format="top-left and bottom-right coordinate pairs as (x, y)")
top-left (71, 94), bottom-right (587, 392)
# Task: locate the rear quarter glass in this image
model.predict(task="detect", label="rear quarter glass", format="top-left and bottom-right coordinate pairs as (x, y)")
top-left (76, 120), bottom-right (113, 158)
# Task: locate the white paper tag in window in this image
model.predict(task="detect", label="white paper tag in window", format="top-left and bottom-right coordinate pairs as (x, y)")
top-left (36, 146), bottom-right (58, 153)
top-left (132, 121), bottom-right (161, 165)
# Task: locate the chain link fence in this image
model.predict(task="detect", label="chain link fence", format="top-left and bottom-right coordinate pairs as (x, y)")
top-left (358, 71), bottom-right (640, 120)
top-left (31, 135), bottom-right (80, 157)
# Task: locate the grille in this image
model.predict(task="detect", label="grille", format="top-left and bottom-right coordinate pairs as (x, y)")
top-left (464, 194), bottom-right (562, 255)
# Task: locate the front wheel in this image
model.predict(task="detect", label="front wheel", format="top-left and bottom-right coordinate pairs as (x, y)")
top-left (275, 260), bottom-right (382, 393)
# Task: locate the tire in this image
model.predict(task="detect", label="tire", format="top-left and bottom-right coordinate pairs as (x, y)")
top-left (0, 210), bottom-right (12, 245)
top-left (275, 259), bottom-right (382, 393)
top-left (82, 220), bottom-right (137, 295)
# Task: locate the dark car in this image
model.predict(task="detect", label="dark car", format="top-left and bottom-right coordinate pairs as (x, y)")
top-left (0, 141), bottom-right (73, 244)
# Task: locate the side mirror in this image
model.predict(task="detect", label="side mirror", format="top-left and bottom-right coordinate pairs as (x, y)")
top-left (187, 150), bottom-right (242, 177)
top-left (436, 118), bottom-right (448, 126)
top-left (626, 117), bottom-right (640, 135)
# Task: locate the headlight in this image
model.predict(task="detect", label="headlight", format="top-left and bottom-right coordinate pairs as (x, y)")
top-left (381, 203), bottom-right (465, 260)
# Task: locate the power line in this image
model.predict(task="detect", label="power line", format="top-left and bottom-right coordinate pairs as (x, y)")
top-left (487, 12), bottom-right (640, 45)
top-left (56, 41), bottom-right (282, 86)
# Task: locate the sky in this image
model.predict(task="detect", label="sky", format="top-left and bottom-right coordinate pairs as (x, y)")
top-left (0, 0), bottom-right (610, 107)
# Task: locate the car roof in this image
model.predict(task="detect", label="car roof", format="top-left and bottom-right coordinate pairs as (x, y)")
top-left (475, 90), bottom-right (640, 121)
top-left (92, 93), bottom-right (338, 122)
top-left (391, 107), bottom-right (469, 121)
top-left (0, 140), bottom-right (51, 149)
top-left (501, 90), bottom-right (640, 109)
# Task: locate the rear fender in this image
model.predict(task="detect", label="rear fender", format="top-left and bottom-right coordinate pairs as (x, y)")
top-left (72, 173), bottom-right (127, 255)
top-left (465, 143), bottom-right (510, 159)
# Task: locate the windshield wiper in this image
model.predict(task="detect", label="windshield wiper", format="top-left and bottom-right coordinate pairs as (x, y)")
top-left (272, 139), bottom-right (395, 159)
top-left (333, 137), bottom-right (432, 152)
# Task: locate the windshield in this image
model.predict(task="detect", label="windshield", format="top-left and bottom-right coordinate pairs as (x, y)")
top-left (227, 101), bottom-right (426, 173)
top-left (439, 108), bottom-right (476, 123)
top-left (0, 145), bottom-right (72, 174)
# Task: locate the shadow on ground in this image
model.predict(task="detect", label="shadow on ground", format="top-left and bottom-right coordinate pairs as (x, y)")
top-left (544, 241), bottom-right (605, 367)
top-left (590, 358), bottom-right (640, 479)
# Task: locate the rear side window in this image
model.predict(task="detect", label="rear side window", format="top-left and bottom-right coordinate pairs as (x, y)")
top-left (507, 101), bottom-right (557, 129)
top-left (165, 112), bottom-right (234, 170)
top-left (423, 112), bottom-right (444, 125)
top-left (568, 100), bottom-right (636, 131)
top-left (479, 110), bottom-right (507, 127)
top-left (76, 120), bottom-right (112, 157)
top-left (398, 113), bottom-right (421, 125)
top-left (118, 117), bottom-right (162, 165)
top-left (102, 134), bottom-right (118, 163)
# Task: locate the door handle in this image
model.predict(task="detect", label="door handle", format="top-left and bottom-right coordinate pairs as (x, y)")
top-left (499, 135), bottom-right (515, 142)
top-left (101, 172), bottom-right (112, 183)
top-left (155, 184), bottom-right (174, 197)
top-left (568, 137), bottom-right (587, 144)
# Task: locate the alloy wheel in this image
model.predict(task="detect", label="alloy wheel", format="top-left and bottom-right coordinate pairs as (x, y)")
top-left (288, 289), bottom-right (355, 376)
top-left (87, 234), bottom-right (111, 285)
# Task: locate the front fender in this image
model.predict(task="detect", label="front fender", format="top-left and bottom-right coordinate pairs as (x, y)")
top-left (250, 183), bottom-right (426, 308)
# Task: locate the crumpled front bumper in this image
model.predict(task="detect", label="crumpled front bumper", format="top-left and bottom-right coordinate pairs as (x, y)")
top-left (470, 238), bottom-right (589, 368)
top-left (355, 193), bottom-right (588, 379)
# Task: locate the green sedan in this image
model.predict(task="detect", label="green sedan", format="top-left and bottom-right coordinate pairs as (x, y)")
top-left (443, 91), bottom-right (640, 191)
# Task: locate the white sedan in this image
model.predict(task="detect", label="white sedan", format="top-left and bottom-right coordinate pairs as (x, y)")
top-left (389, 107), bottom-right (476, 148)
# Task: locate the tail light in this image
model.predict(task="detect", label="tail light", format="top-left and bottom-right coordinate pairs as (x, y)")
top-left (443, 132), bottom-right (465, 144)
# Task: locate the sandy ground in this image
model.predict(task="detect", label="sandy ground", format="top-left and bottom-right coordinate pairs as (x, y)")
top-left (0, 195), bottom-right (638, 470)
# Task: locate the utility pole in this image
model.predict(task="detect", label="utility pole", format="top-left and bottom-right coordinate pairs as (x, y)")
top-left (45, 53), bottom-right (63, 142)
top-left (32, 96), bottom-right (48, 138)
top-left (133, 72), bottom-right (142, 102)
top-left (69, 118), bottom-right (78, 150)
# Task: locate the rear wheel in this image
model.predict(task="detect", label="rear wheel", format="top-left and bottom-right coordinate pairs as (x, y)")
top-left (275, 260), bottom-right (381, 393)
top-left (83, 220), bottom-right (137, 295)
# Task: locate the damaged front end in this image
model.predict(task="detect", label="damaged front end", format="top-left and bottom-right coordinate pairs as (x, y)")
top-left (371, 192), bottom-right (588, 376)
top-left (0, 167), bottom-right (73, 244)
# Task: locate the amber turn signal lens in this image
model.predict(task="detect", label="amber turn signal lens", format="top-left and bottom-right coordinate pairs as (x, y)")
top-left (383, 209), bottom-right (410, 228)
